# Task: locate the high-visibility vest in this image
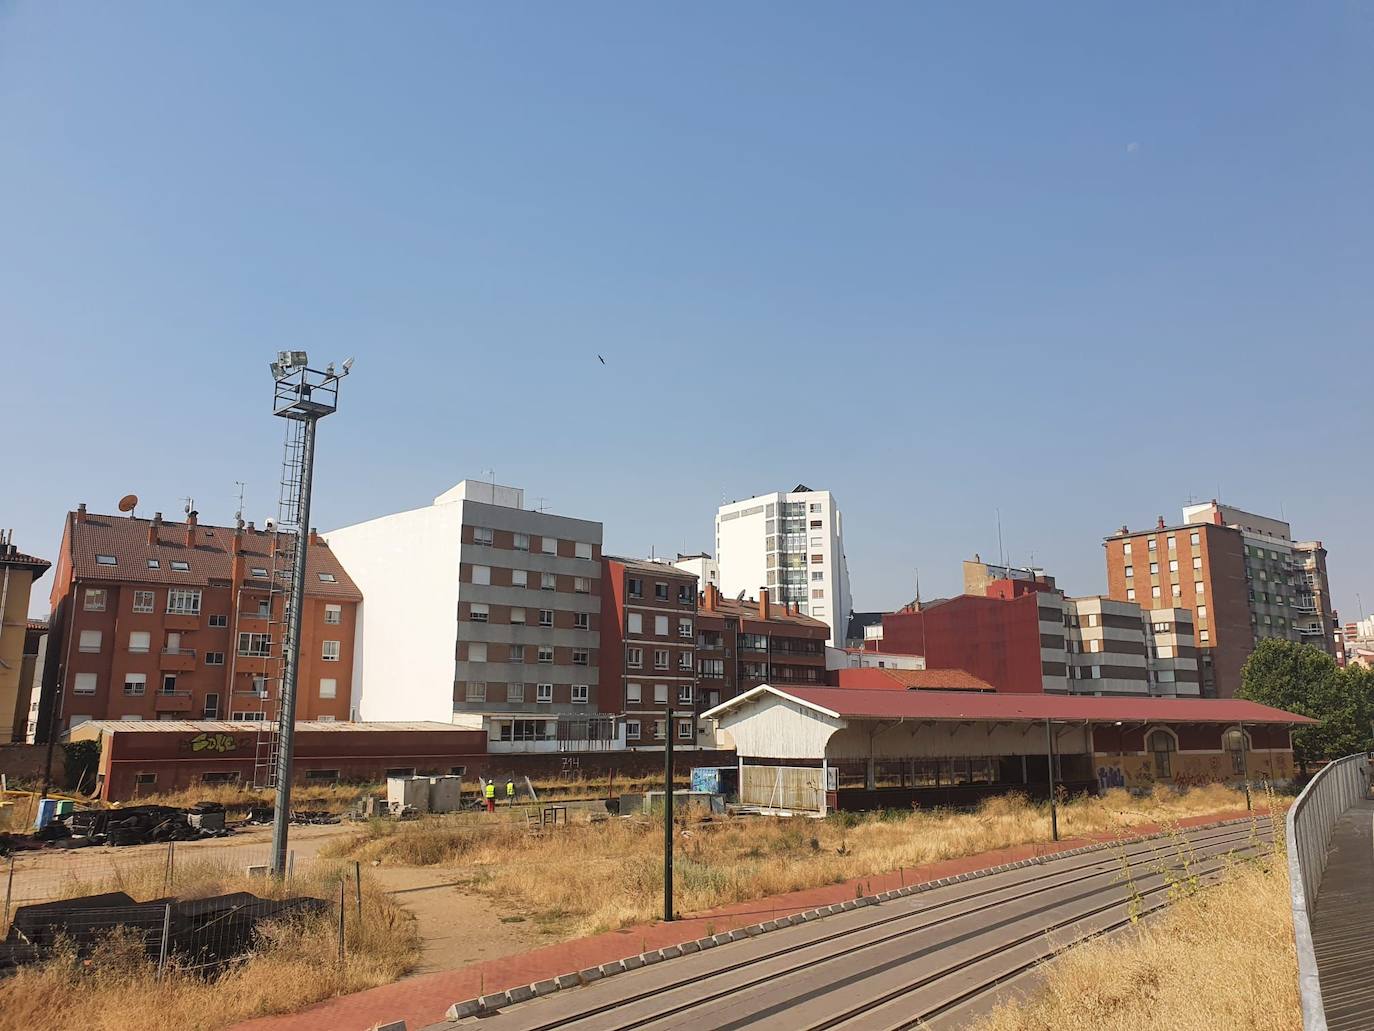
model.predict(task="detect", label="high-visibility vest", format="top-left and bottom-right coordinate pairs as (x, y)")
top-left (484, 782), bottom-right (495, 799)
top-left (505, 781), bottom-right (515, 797)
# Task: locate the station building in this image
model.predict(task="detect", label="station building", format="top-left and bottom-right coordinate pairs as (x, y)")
top-left (703, 684), bottom-right (1312, 816)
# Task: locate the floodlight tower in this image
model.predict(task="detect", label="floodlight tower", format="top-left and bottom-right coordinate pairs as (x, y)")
top-left (267, 350), bottom-right (352, 876)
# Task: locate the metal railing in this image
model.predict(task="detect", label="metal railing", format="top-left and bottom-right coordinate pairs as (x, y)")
top-left (1286, 753), bottom-right (1369, 1031)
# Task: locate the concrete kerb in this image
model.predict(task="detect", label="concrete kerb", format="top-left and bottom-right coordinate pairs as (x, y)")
top-left (437, 814), bottom-right (1257, 1024)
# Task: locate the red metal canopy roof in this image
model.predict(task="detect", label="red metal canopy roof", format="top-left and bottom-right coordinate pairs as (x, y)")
top-left (744, 686), bottom-right (1315, 725)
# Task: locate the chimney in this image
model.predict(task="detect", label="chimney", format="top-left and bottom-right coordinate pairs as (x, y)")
top-left (76, 503), bottom-right (87, 523)
top-left (148, 512), bottom-right (163, 546)
top-left (758, 587), bottom-right (771, 620)
top-left (309, 527), bottom-right (323, 547)
top-left (1156, 515), bottom-right (1166, 530)
top-left (247, 521), bottom-right (255, 532)
top-left (185, 510), bottom-right (198, 547)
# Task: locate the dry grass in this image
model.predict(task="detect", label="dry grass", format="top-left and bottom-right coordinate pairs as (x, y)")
top-left (129, 781), bottom-right (374, 816)
top-left (0, 851), bottom-right (420, 1031)
top-left (326, 784), bottom-right (1264, 937)
top-left (970, 843), bottom-right (1299, 1030)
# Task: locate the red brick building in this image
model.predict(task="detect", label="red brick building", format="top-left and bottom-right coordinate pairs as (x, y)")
top-left (695, 582), bottom-right (828, 708)
top-left (37, 505), bottom-right (361, 738)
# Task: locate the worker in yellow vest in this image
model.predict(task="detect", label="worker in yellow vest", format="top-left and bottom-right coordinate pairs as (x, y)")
top-left (505, 776), bottom-right (516, 806)
top-left (484, 779), bottom-right (496, 813)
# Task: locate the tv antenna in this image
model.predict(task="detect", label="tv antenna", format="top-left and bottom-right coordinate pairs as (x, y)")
top-left (534, 496), bottom-right (550, 513)
top-left (182, 497), bottom-right (196, 517)
top-left (234, 482), bottom-right (246, 523)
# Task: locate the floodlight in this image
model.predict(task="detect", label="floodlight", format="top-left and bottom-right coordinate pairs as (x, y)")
top-left (341, 356), bottom-right (354, 373)
top-left (277, 350), bottom-right (292, 367)
top-left (290, 350), bottom-right (309, 367)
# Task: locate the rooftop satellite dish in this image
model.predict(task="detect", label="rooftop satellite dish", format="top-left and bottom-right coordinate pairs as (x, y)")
top-left (118, 494), bottom-right (139, 514)
top-left (735, 590), bottom-right (747, 601)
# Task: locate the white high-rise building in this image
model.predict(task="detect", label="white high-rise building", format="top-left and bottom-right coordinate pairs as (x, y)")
top-left (713, 485), bottom-right (852, 645)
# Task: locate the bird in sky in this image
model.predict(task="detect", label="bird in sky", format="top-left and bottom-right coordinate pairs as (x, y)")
top-left (597, 354), bottom-right (606, 364)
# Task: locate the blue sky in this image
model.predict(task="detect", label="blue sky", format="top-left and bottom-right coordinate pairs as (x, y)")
top-left (3, 3), bottom-right (1372, 621)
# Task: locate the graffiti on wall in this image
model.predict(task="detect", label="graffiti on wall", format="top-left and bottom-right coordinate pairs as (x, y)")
top-left (1093, 750), bottom-right (1294, 789)
top-left (189, 733), bottom-right (239, 754)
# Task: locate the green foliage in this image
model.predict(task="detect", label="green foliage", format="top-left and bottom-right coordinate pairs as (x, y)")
top-left (61, 739), bottom-right (101, 791)
top-left (1238, 639), bottom-right (1374, 767)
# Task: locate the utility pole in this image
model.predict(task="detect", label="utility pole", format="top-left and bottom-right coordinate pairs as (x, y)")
top-left (267, 352), bottom-right (351, 877)
top-left (664, 707), bottom-right (674, 922)
top-left (1045, 717), bottom-right (1059, 841)
top-left (1239, 723), bottom-right (1251, 811)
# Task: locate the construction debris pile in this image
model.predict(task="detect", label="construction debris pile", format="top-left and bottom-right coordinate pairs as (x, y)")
top-left (0, 890), bottom-right (329, 976)
top-left (0, 803), bottom-right (236, 853)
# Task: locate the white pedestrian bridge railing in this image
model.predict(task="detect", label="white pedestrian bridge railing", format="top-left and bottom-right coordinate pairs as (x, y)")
top-left (1287, 753), bottom-right (1368, 1031)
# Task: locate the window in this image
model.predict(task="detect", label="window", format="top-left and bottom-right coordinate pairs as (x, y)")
top-left (1148, 539), bottom-right (1157, 552)
top-left (1147, 730), bottom-right (1175, 778)
top-left (1124, 566), bottom-right (1134, 579)
top-left (653, 582), bottom-right (668, 601)
top-left (470, 642), bottom-right (488, 662)
top-left (250, 566), bottom-right (269, 578)
top-left (810, 520), bottom-right (822, 528)
top-left (146, 559), bottom-right (160, 569)
top-left (572, 684), bottom-right (589, 704)
top-left (574, 577), bottom-right (591, 594)
top-left (536, 683), bottom-right (553, 703)
top-left (1088, 639), bottom-right (1101, 653)
top-left (205, 651), bottom-right (225, 666)
top-left (1126, 588), bottom-right (1136, 601)
top-left (625, 720), bottom-right (641, 740)
top-left (811, 571), bottom-right (824, 581)
top-left (79, 629), bottom-right (102, 653)
top-left (509, 644), bottom-right (526, 662)
top-left (170, 560), bottom-right (190, 572)
top-left (1167, 535), bottom-right (1176, 550)
top-left (811, 605), bottom-right (825, 617)
top-left (203, 693), bottom-right (219, 719)
top-left (810, 536), bottom-right (823, 547)
top-left (1190, 532), bottom-right (1200, 547)
top-left (812, 589), bottom-right (824, 599)
top-left (324, 604), bottom-right (341, 624)
top-left (1157, 645), bottom-right (1175, 658)
top-left (95, 554), bottom-right (116, 566)
top-left (1224, 728), bottom-right (1249, 774)
top-left (678, 652), bottom-right (693, 670)
top-left (575, 541), bottom-right (593, 560)
top-left (1090, 665), bottom-right (1102, 679)
top-left (541, 573), bottom-right (557, 591)
top-left (167, 589), bottom-right (202, 615)
top-left (319, 678), bottom-right (337, 699)
top-left (465, 681), bottom-right (487, 702)
top-left (232, 711), bottom-right (267, 721)
top-left (250, 676), bottom-right (267, 696)
top-left (206, 612), bottom-right (227, 628)
top-left (626, 683), bottom-right (642, 704)
top-left (655, 683), bottom-right (668, 703)
top-left (513, 532), bottom-right (529, 552)
top-left (1148, 562), bottom-right (1159, 575)
top-left (628, 577), bottom-right (643, 598)
top-left (539, 609), bottom-right (554, 627)
top-left (321, 640), bottom-right (340, 661)
top-left (511, 569), bottom-right (528, 587)
top-left (469, 603), bottom-right (489, 623)
top-left (1123, 542), bottom-right (1132, 555)
top-left (74, 673), bottom-right (97, 695)
top-left (678, 585), bottom-right (693, 605)
top-left (572, 649), bottom-right (588, 666)
top-left (123, 673), bottom-right (147, 696)
top-left (1193, 557), bottom-right (1203, 570)
top-left (679, 619), bottom-right (692, 638)
top-left (655, 615), bottom-right (669, 636)
top-left (574, 612), bottom-right (590, 630)
top-left (317, 572), bottom-right (336, 583)
top-left (1168, 559), bottom-right (1178, 572)
top-left (1200, 629), bottom-right (1210, 642)
top-left (541, 537), bottom-right (558, 555)
top-left (473, 526), bottom-right (494, 546)
top-left (1151, 586), bottom-right (1161, 599)
top-left (507, 682), bottom-right (525, 703)
top-left (538, 646), bottom-right (554, 664)
top-left (135, 773), bottom-right (157, 787)
top-left (83, 589), bottom-right (106, 611)
top-left (1195, 581), bottom-right (1204, 596)
top-left (654, 649), bottom-right (669, 669)
top-left (678, 720), bottom-right (694, 740)
top-left (678, 685), bottom-right (693, 705)
top-left (128, 631), bottom-right (151, 654)
top-left (654, 719), bottom-right (667, 740)
top-left (1172, 584), bottom-right (1182, 598)
top-left (305, 769), bottom-right (340, 783)
top-left (1197, 605), bottom-right (1208, 619)
top-left (238, 633), bottom-right (271, 657)
top-left (473, 565), bottom-right (491, 586)
top-left (628, 612), bottom-right (643, 634)
top-left (627, 647), bottom-right (642, 668)
top-left (810, 502), bottom-right (821, 513)
top-left (510, 607), bottom-right (526, 625)
top-left (131, 590), bottom-right (156, 613)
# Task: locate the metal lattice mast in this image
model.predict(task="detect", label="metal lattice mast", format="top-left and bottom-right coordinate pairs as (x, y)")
top-left (265, 351), bottom-right (351, 877)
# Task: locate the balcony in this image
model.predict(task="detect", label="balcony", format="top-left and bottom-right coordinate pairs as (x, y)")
top-left (164, 612), bottom-right (201, 632)
top-left (154, 690), bottom-right (194, 713)
top-left (159, 648), bottom-right (198, 671)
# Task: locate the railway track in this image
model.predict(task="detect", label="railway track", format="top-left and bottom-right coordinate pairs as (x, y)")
top-left (431, 820), bottom-right (1274, 1031)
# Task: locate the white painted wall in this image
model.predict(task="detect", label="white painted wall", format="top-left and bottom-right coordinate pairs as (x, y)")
top-left (323, 500), bottom-right (463, 723)
top-left (713, 690), bottom-right (843, 759)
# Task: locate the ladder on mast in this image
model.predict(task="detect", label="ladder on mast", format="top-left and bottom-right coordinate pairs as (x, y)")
top-left (252, 416), bottom-right (308, 789)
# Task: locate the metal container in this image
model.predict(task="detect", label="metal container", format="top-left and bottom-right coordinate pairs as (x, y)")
top-left (387, 776), bottom-right (430, 813)
top-left (427, 776), bottom-right (463, 813)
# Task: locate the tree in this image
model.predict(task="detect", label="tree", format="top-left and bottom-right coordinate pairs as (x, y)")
top-left (1238, 639), bottom-right (1374, 772)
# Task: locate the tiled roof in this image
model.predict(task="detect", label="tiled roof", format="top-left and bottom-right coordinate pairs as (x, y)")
top-left (0, 548), bottom-right (51, 575)
top-left (606, 555), bottom-right (696, 579)
top-left (26, 619), bottom-right (48, 633)
top-left (838, 668), bottom-right (996, 692)
top-left (65, 512), bottom-right (361, 601)
top-left (706, 686), bottom-right (1316, 726)
top-left (701, 595), bottom-right (829, 630)
top-left (71, 720), bottom-right (463, 735)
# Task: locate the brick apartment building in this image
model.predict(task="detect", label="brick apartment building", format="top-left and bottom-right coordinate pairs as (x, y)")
top-left (36, 505), bottom-right (361, 739)
top-left (865, 576), bottom-right (1199, 697)
top-left (695, 582), bottom-right (828, 706)
top-left (599, 557), bottom-right (698, 748)
top-left (1104, 501), bottom-right (1341, 697)
top-left (0, 534), bottom-right (50, 743)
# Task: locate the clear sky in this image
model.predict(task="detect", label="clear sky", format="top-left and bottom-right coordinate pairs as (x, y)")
top-left (3, 3), bottom-right (1371, 622)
